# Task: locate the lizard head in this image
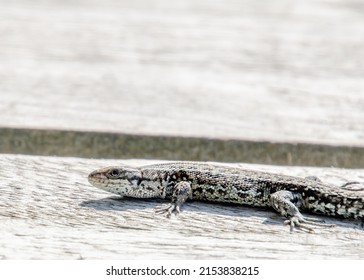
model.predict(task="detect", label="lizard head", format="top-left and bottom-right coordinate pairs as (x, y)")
top-left (88, 165), bottom-right (162, 198)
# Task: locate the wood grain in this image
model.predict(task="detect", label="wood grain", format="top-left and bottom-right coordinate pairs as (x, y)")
top-left (0, 0), bottom-right (364, 146)
top-left (1, 154), bottom-right (363, 259)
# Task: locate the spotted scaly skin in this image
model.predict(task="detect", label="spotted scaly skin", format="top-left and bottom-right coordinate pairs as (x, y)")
top-left (88, 162), bottom-right (364, 232)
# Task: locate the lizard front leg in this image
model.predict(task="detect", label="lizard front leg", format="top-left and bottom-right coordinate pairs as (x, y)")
top-left (155, 181), bottom-right (192, 217)
top-left (269, 190), bottom-right (334, 233)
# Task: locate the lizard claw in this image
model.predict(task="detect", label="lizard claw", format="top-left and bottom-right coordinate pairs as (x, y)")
top-left (155, 203), bottom-right (181, 218)
top-left (155, 181), bottom-right (192, 218)
top-left (284, 217), bottom-right (315, 233)
top-left (284, 215), bottom-right (335, 233)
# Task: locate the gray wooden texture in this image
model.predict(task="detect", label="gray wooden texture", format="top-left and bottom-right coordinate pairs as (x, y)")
top-left (1, 0), bottom-right (364, 147)
top-left (2, 127), bottom-right (364, 168)
top-left (1, 154), bottom-right (363, 259)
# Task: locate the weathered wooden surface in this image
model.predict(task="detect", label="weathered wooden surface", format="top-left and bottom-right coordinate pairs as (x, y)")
top-left (1, 0), bottom-right (364, 147)
top-left (1, 154), bottom-right (363, 259)
top-left (2, 127), bottom-right (364, 168)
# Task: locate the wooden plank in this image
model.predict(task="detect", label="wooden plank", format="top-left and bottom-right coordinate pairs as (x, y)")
top-left (0, 0), bottom-right (364, 146)
top-left (1, 154), bottom-right (363, 259)
top-left (1, 127), bottom-right (364, 167)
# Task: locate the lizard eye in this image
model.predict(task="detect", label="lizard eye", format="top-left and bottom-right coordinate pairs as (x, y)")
top-left (109, 168), bottom-right (121, 177)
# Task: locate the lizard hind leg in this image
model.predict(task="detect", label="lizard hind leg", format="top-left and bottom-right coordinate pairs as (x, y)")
top-left (269, 190), bottom-right (335, 233)
top-left (155, 181), bottom-right (192, 218)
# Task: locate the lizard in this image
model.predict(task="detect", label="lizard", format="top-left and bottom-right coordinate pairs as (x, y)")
top-left (87, 161), bottom-right (364, 232)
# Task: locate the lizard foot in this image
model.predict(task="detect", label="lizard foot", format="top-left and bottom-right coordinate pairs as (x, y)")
top-left (270, 190), bottom-right (336, 233)
top-left (155, 203), bottom-right (182, 218)
top-left (155, 181), bottom-right (192, 218)
top-left (284, 215), bottom-right (335, 233)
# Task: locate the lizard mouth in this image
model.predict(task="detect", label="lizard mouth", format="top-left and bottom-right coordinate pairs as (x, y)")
top-left (88, 170), bottom-right (107, 189)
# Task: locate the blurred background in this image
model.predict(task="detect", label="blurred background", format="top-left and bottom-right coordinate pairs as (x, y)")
top-left (1, 0), bottom-right (364, 166)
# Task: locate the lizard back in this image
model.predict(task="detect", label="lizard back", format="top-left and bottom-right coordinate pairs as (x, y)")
top-left (140, 162), bottom-right (364, 219)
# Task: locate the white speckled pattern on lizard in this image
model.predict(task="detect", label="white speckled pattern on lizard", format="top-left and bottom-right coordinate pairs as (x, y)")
top-left (88, 162), bottom-right (364, 232)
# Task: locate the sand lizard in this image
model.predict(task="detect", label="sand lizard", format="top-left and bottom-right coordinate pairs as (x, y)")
top-left (88, 162), bottom-right (364, 232)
